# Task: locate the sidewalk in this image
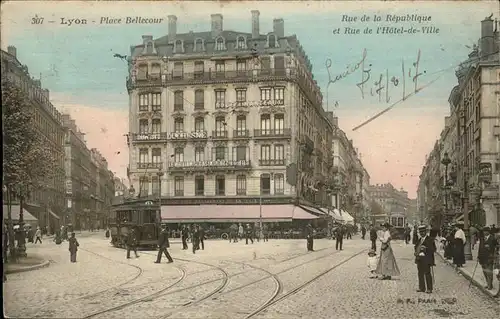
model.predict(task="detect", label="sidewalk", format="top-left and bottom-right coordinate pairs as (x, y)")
top-left (436, 245), bottom-right (499, 300)
top-left (4, 254), bottom-right (49, 274)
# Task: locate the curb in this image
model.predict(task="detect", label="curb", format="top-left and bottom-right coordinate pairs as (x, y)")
top-left (436, 251), bottom-right (499, 302)
top-left (5, 260), bottom-right (50, 275)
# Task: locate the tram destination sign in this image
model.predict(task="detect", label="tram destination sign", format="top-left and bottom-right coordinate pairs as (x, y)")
top-left (171, 160), bottom-right (250, 169)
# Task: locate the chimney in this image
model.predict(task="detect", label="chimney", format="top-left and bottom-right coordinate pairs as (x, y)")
top-left (211, 14), bottom-right (223, 37)
top-left (325, 111), bottom-right (334, 124)
top-left (251, 10), bottom-right (260, 38)
top-left (480, 15), bottom-right (495, 60)
top-left (7, 46), bottom-right (16, 57)
top-left (273, 18), bottom-right (284, 38)
top-left (168, 15), bottom-right (177, 41)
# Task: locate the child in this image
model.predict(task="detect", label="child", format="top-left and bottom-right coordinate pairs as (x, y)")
top-left (367, 249), bottom-right (378, 278)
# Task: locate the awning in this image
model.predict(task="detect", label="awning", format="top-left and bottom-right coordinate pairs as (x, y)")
top-left (3, 205), bottom-right (37, 221)
top-left (47, 208), bottom-right (60, 220)
top-left (319, 208), bottom-right (343, 221)
top-left (161, 204), bottom-right (318, 223)
top-left (300, 205), bottom-right (327, 216)
top-left (340, 210), bottom-right (355, 224)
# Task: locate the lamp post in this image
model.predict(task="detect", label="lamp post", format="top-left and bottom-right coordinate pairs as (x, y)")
top-left (441, 152), bottom-right (451, 227)
top-left (157, 169), bottom-right (164, 224)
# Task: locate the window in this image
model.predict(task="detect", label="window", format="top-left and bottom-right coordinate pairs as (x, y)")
top-left (274, 56), bottom-right (285, 75)
top-left (152, 93), bottom-right (161, 110)
top-left (274, 88), bottom-right (284, 105)
top-left (194, 61), bottom-right (204, 79)
top-left (274, 144), bottom-right (284, 161)
top-left (274, 174), bottom-right (284, 195)
top-left (194, 39), bottom-right (204, 52)
top-left (236, 115), bottom-right (246, 136)
top-left (215, 61), bottom-right (225, 79)
top-left (195, 117), bottom-right (205, 132)
top-left (216, 175), bottom-right (225, 195)
top-left (260, 114), bottom-right (271, 134)
top-left (215, 37), bottom-right (225, 51)
top-left (214, 146), bottom-right (226, 160)
top-left (236, 37), bottom-right (246, 49)
top-left (195, 89), bottom-right (204, 109)
top-left (236, 60), bottom-right (246, 73)
top-left (174, 40), bottom-right (183, 53)
top-left (174, 176), bottom-right (184, 196)
top-left (174, 91), bottom-right (183, 111)
top-left (139, 148), bottom-right (149, 164)
top-left (236, 175), bottom-right (247, 195)
top-left (260, 174), bottom-right (271, 195)
top-left (152, 148), bottom-right (161, 164)
top-left (139, 94), bottom-right (149, 111)
top-left (268, 35), bottom-right (276, 48)
top-left (260, 88), bottom-right (272, 101)
top-left (260, 57), bottom-right (271, 74)
top-left (174, 118), bottom-right (184, 132)
top-left (195, 176), bottom-right (204, 196)
top-left (174, 147), bottom-right (184, 162)
top-left (151, 119), bottom-right (161, 134)
top-left (194, 147), bottom-right (205, 162)
top-left (151, 176), bottom-right (160, 196)
top-left (236, 89), bottom-right (246, 106)
top-left (139, 119), bottom-right (149, 134)
top-left (274, 114), bottom-right (284, 134)
top-left (234, 146), bottom-right (247, 161)
top-left (139, 176), bottom-right (149, 197)
top-left (173, 62), bottom-right (183, 79)
top-left (215, 116), bottom-right (226, 133)
top-left (215, 90), bottom-right (225, 108)
top-left (261, 145), bottom-right (271, 160)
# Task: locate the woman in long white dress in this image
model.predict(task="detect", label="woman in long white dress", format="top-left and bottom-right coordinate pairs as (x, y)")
top-left (375, 223), bottom-right (401, 280)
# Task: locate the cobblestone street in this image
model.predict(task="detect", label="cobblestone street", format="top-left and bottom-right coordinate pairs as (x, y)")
top-left (3, 233), bottom-right (499, 318)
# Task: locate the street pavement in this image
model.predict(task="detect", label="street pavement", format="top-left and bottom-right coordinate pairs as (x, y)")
top-left (3, 233), bottom-right (499, 319)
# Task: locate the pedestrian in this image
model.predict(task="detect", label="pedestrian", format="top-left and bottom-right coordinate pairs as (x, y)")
top-left (361, 225), bottom-right (366, 240)
top-left (415, 225), bottom-right (435, 293)
top-left (27, 226), bottom-right (34, 243)
top-left (452, 223), bottom-right (466, 268)
top-left (369, 224), bottom-right (377, 251)
top-left (478, 226), bottom-right (497, 290)
top-left (412, 225), bottom-right (419, 246)
top-left (254, 223), bottom-right (261, 243)
top-left (470, 224), bottom-right (478, 250)
top-left (105, 227), bottom-right (110, 239)
top-left (155, 224), bottom-right (173, 263)
top-left (374, 223), bottom-right (400, 280)
top-left (34, 227), bottom-right (42, 244)
top-left (192, 225), bottom-right (200, 254)
top-left (245, 224), bottom-right (254, 245)
top-left (126, 228), bottom-right (139, 259)
top-left (238, 223), bottom-right (244, 240)
top-left (367, 249), bottom-right (378, 278)
top-left (262, 223), bottom-right (269, 242)
top-left (199, 225), bottom-right (205, 250)
top-left (68, 232), bottom-right (79, 263)
top-left (404, 223), bottom-right (411, 244)
top-left (335, 225), bottom-right (344, 251)
top-left (181, 225), bottom-right (189, 249)
top-left (54, 229), bottom-right (62, 245)
top-left (306, 223), bottom-right (314, 251)
top-left (229, 223), bottom-right (238, 243)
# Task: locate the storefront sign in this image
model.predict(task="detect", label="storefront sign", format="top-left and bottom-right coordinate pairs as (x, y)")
top-left (171, 160), bottom-right (250, 168)
top-left (226, 100), bottom-right (285, 108)
top-left (65, 180), bottom-right (72, 194)
top-left (478, 162), bottom-right (492, 183)
top-left (164, 196), bottom-right (293, 205)
top-left (168, 131), bottom-right (207, 140)
top-left (136, 133), bottom-right (164, 141)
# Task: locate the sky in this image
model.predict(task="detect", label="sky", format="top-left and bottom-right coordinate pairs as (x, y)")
top-left (2, 0), bottom-right (499, 198)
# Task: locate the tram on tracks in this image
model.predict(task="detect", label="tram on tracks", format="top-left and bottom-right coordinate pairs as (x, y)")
top-left (109, 198), bottom-right (160, 249)
top-left (389, 212), bottom-right (407, 240)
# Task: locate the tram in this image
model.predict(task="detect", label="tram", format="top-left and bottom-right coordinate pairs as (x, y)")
top-left (389, 212), bottom-right (407, 240)
top-left (109, 198), bottom-right (160, 249)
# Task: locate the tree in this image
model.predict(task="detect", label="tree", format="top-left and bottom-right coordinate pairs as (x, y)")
top-left (369, 200), bottom-right (385, 216)
top-left (2, 76), bottom-right (55, 260)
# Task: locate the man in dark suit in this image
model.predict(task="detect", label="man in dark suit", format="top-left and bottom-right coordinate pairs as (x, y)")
top-left (155, 224), bottom-right (173, 263)
top-left (181, 225), bottom-right (189, 250)
top-left (369, 224), bottom-right (377, 251)
top-left (415, 225), bottom-right (436, 294)
top-left (192, 225), bottom-right (200, 254)
top-left (335, 225), bottom-right (344, 251)
top-left (126, 228), bottom-right (139, 259)
top-left (478, 226), bottom-right (497, 290)
top-left (198, 225), bottom-right (205, 250)
top-left (306, 224), bottom-right (314, 251)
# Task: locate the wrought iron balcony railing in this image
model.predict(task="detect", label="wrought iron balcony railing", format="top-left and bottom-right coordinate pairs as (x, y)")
top-left (254, 128), bottom-right (291, 138)
top-left (259, 159), bottom-right (286, 166)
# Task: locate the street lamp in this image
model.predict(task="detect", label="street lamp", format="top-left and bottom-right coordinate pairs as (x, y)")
top-left (157, 169), bottom-right (164, 224)
top-left (441, 152), bottom-right (451, 227)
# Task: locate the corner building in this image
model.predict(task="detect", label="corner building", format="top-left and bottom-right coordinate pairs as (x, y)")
top-left (126, 11), bottom-right (334, 222)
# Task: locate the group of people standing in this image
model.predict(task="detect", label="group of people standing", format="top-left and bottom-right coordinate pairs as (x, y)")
top-left (228, 223), bottom-right (268, 244)
top-left (180, 224), bottom-right (205, 253)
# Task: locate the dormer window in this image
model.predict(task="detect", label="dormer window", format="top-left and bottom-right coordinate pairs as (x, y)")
top-left (215, 37), bottom-right (226, 51)
top-left (146, 41), bottom-right (154, 54)
top-left (194, 38), bottom-right (204, 52)
top-left (174, 40), bottom-right (184, 53)
top-left (267, 34), bottom-right (277, 48)
top-left (236, 36), bottom-right (246, 49)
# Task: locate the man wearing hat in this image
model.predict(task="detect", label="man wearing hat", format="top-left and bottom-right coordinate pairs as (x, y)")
top-left (415, 225), bottom-right (436, 293)
top-left (155, 224), bottom-right (173, 263)
top-left (452, 223), bottom-right (466, 268)
top-left (478, 226), bottom-right (497, 290)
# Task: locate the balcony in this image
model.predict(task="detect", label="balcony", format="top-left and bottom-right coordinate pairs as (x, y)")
top-left (174, 190), bottom-right (184, 196)
top-left (254, 128), bottom-right (292, 139)
top-left (132, 133), bottom-right (168, 142)
top-left (137, 162), bottom-right (163, 169)
top-left (194, 102), bottom-right (204, 110)
top-left (233, 129), bottom-right (250, 139)
top-left (212, 130), bottom-right (229, 139)
top-left (169, 160), bottom-right (252, 172)
top-left (173, 104), bottom-right (184, 112)
top-left (259, 159), bottom-right (286, 166)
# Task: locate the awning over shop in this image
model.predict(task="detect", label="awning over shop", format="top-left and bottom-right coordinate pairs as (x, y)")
top-left (48, 208), bottom-right (60, 220)
top-left (3, 205), bottom-right (37, 221)
top-left (319, 208), bottom-right (344, 222)
top-left (339, 210), bottom-right (355, 224)
top-left (300, 205), bottom-right (327, 216)
top-left (161, 205), bottom-right (318, 223)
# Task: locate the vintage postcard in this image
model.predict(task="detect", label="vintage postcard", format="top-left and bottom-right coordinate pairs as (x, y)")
top-left (2, 0), bottom-right (500, 318)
